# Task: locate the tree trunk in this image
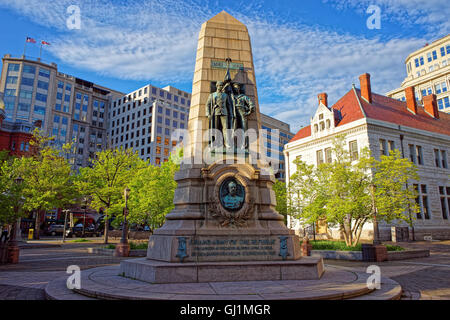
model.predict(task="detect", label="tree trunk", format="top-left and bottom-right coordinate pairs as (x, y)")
top-left (103, 218), bottom-right (109, 244)
top-left (34, 209), bottom-right (40, 240)
top-left (341, 224), bottom-right (351, 246)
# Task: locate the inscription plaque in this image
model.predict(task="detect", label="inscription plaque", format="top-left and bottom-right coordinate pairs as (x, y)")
top-left (191, 238), bottom-right (277, 258)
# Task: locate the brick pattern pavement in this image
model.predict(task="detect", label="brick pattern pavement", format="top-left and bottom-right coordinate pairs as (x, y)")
top-left (0, 243), bottom-right (132, 300)
top-left (1, 240), bottom-right (450, 300)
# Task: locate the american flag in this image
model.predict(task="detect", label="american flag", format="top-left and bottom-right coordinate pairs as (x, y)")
top-left (26, 37), bottom-right (36, 43)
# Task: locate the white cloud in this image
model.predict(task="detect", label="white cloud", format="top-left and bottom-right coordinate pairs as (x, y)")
top-left (0, 0), bottom-right (433, 132)
top-left (323, 0), bottom-right (450, 34)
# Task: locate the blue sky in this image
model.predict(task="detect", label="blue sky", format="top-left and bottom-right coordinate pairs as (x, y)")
top-left (0, 0), bottom-right (448, 132)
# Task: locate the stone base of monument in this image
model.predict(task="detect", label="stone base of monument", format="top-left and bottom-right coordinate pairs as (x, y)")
top-left (45, 265), bottom-right (403, 300)
top-left (119, 257), bottom-right (324, 284)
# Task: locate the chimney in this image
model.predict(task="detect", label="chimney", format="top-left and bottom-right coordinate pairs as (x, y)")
top-left (423, 94), bottom-right (439, 119)
top-left (405, 86), bottom-right (417, 114)
top-left (318, 93), bottom-right (328, 107)
top-left (359, 73), bottom-right (372, 103)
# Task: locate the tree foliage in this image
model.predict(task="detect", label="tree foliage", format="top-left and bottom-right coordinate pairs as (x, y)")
top-left (289, 135), bottom-right (419, 246)
top-left (0, 153), bottom-right (26, 224)
top-left (75, 147), bottom-right (147, 243)
top-left (272, 180), bottom-right (288, 224)
top-left (19, 130), bottom-right (78, 238)
top-left (126, 157), bottom-right (179, 231)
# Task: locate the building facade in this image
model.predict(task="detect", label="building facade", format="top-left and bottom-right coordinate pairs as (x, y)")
top-left (260, 113), bottom-right (294, 181)
top-left (0, 54), bottom-right (124, 169)
top-left (0, 93), bottom-right (40, 157)
top-left (108, 85), bottom-right (191, 165)
top-left (387, 34), bottom-right (450, 114)
top-left (285, 73), bottom-right (450, 241)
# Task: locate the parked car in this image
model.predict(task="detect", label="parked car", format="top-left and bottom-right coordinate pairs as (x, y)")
top-left (45, 224), bottom-right (66, 236)
top-left (66, 223), bottom-right (102, 238)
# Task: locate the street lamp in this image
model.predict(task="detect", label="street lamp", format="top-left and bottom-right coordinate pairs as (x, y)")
top-left (62, 209), bottom-right (70, 243)
top-left (115, 187), bottom-right (131, 257)
top-left (370, 184), bottom-right (381, 245)
top-left (13, 177), bottom-right (24, 243)
top-left (82, 197), bottom-right (88, 237)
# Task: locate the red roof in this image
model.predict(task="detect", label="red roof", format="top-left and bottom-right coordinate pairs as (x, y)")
top-left (289, 87), bottom-right (450, 143)
top-left (290, 124), bottom-right (311, 142)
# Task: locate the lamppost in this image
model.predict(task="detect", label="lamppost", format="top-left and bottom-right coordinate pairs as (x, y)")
top-left (7, 177), bottom-right (24, 264)
top-left (14, 177), bottom-right (24, 243)
top-left (82, 197), bottom-right (88, 237)
top-left (62, 209), bottom-right (70, 243)
top-left (370, 184), bottom-right (381, 245)
top-left (114, 187), bottom-right (130, 257)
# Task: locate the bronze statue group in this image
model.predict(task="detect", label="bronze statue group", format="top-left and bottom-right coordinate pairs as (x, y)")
top-left (206, 67), bottom-right (255, 150)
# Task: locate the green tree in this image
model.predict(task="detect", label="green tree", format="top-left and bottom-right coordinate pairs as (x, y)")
top-left (273, 180), bottom-right (288, 224)
top-left (290, 135), bottom-right (419, 247)
top-left (76, 147), bottom-right (147, 243)
top-left (0, 155), bottom-right (26, 225)
top-left (287, 157), bottom-right (327, 229)
top-left (127, 156), bottom-right (179, 231)
top-left (364, 149), bottom-right (420, 239)
top-left (19, 130), bottom-right (78, 239)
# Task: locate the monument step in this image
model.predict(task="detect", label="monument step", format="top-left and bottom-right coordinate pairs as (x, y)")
top-left (44, 265), bottom-right (402, 300)
top-left (119, 257), bottom-right (324, 283)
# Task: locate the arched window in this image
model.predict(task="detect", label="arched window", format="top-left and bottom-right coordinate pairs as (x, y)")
top-left (314, 124), bottom-right (318, 133)
top-left (320, 122), bottom-right (325, 131)
top-left (326, 119), bottom-right (331, 129)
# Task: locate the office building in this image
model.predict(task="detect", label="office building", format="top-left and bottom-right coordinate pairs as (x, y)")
top-left (0, 54), bottom-right (123, 169)
top-left (260, 113), bottom-right (294, 181)
top-left (387, 34), bottom-right (450, 113)
top-left (108, 85), bottom-right (191, 165)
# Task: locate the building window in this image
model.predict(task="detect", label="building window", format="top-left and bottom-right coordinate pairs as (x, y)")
top-left (442, 150), bottom-right (448, 168)
top-left (325, 148), bottom-right (332, 163)
top-left (438, 97), bottom-right (450, 110)
top-left (409, 144), bottom-right (416, 163)
top-left (316, 150), bottom-right (324, 165)
top-left (414, 184), bottom-right (430, 220)
top-left (416, 146), bottom-right (423, 165)
top-left (380, 139), bottom-right (387, 156)
top-left (349, 140), bottom-right (358, 161)
top-left (439, 186), bottom-right (450, 220)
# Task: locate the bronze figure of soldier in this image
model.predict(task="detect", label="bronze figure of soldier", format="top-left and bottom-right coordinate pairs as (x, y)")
top-left (206, 81), bottom-right (233, 149)
top-left (232, 83), bottom-right (255, 149)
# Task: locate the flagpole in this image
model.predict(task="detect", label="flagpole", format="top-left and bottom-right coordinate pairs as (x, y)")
top-left (23, 38), bottom-right (27, 57)
top-left (39, 42), bottom-right (43, 60)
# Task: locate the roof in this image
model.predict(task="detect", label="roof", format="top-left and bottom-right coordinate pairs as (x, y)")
top-left (289, 87), bottom-right (450, 143)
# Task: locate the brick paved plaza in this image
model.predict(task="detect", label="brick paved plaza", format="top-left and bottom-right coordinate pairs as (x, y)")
top-left (1, 240), bottom-right (449, 300)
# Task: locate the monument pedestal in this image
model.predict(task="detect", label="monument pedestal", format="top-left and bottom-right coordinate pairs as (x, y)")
top-left (120, 257), bottom-right (324, 284)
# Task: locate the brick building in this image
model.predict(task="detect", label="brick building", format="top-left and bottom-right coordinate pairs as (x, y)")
top-left (284, 73), bottom-right (450, 241)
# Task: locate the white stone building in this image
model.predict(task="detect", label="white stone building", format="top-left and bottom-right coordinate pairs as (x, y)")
top-left (108, 85), bottom-right (191, 165)
top-left (284, 73), bottom-right (450, 241)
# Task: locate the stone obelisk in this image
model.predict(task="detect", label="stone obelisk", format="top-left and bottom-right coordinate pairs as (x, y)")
top-left (120, 11), bottom-right (323, 283)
